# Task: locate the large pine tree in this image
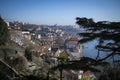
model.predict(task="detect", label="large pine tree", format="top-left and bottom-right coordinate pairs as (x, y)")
top-left (76, 17), bottom-right (120, 64)
top-left (76, 17), bottom-right (120, 80)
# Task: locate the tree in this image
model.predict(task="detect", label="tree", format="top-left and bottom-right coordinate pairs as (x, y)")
top-left (0, 17), bottom-right (9, 45)
top-left (13, 56), bottom-right (28, 70)
top-left (57, 54), bottom-right (68, 80)
top-left (24, 47), bottom-right (33, 61)
top-left (80, 77), bottom-right (90, 80)
top-left (76, 17), bottom-right (120, 62)
top-left (0, 70), bottom-right (10, 80)
top-left (76, 17), bottom-right (120, 80)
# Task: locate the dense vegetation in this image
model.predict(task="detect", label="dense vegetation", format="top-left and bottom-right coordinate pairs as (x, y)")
top-left (0, 17), bottom-right (9, 45)
top-left (76, 17), bottom-right (120, 80)
top-left (76, 17), bottom-right (120, 62)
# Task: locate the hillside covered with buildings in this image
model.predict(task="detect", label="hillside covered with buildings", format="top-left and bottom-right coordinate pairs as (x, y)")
top-left (1, 15), bottom-right (120, 80)
top-left (1, 17), bottom-right (94, 80)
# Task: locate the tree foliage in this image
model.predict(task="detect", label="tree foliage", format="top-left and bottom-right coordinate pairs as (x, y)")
top-left (76, 17), bottom-right (120, 80)
top-left (25, 46), bottom-right (33, 61)
top-left (0, 17), bottom-right (9, 45)
top-left (76, 17), bottom-right (120, 62)
top-left (13, 56), bottom-right (28, 70)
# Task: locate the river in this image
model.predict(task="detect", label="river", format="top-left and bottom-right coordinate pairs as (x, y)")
top-left (82, 39), bottom-right (120, 65)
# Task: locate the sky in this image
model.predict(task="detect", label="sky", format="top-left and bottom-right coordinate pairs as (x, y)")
top-left (0, 0), bottom-right (120, 25)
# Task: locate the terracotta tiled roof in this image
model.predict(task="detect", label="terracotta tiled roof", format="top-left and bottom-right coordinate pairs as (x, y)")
top-left (65, 37), bottom-right (80, 45)
top-left (66, 37), bottom-right (80, 41)
top-left (66, 41), bottom-right (78, 45)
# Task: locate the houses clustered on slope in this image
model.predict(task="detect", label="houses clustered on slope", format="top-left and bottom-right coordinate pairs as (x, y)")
top-left (9, 21), bottom-right (83, 60)
top-left (7, 21), bottom-right (96, 80)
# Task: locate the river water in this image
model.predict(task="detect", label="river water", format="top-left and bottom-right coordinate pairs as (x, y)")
top-left (82, 39), bottom-right (120, 65)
